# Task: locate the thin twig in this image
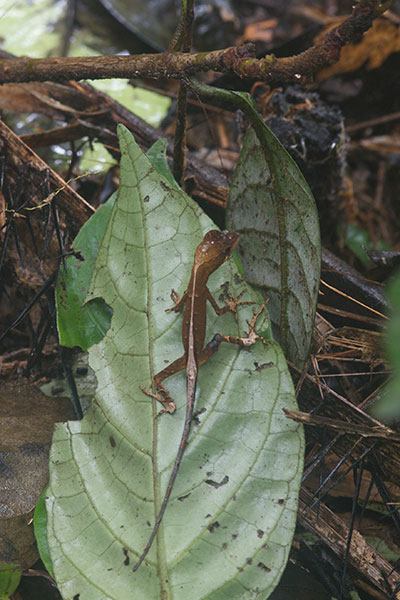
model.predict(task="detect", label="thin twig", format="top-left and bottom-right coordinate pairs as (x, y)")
top-left (172, 0), bottom-right (195, 185)
top-left (284, 408), bottom-right (400, 442)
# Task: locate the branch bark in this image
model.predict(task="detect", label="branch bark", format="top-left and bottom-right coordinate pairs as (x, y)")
top-left (299, 488), bottom-right (400, 598)
top-left (0, 1), bottom-right (390, 86)
top-left (0, 46), bottom-right (254, 85)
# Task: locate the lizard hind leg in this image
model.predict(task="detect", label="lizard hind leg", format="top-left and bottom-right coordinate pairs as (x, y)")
top-left (139, 354), bottom-right (187, 416)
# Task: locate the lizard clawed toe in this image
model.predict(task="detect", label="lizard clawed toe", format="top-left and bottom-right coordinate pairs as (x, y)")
top-left (138, 385), bottom-right (176, 415)
top-left (242, 300), bottom-right (270, 345)
top-left (223, 289), bottom-right (255, 322)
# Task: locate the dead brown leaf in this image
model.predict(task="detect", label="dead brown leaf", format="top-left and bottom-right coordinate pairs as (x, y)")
top-left (237, 18), bottom-right (277, 44)
top-left (318, 18), bottom-right (400, 79)
top-left (0, 383), bottom-right (75, 569)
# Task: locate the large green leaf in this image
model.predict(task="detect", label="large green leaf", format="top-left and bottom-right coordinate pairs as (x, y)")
top-left (56, 193), bottom-right (116, 350)
top-left (55, 140), bottom-right (176, 351)
top-left (188, 81), bottom-right (320, 369)
top-left (227, 125), bottom-right (321, 369)
top-left (0, 566), bottom-right (21, 600)
top-left (47, 125), bottom-right (303, 600)
top-left (33, 488), bottom-right (54, 578)
top-left (370, 270), bottom-right (400, 423)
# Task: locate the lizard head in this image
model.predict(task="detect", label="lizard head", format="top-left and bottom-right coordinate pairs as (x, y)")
top-left (194, 230), bottom-right (240, 272)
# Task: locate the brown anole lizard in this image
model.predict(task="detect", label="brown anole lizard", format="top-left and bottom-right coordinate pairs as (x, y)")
top-left (133, 229), bottom-right (266, 571)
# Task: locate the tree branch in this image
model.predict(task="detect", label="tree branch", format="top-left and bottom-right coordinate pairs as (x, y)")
top-left (0, 1), bottom-right (391, 86)
top-left (0, 46), bottom-right (255, 85)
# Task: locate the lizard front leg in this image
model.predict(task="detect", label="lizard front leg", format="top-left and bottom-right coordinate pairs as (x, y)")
top-left (197, 301), bottom-right (269, 367)
top-left (206, 287), bottom-right (255, 322)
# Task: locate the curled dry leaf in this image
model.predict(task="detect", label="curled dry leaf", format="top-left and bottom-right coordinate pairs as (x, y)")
top-left (318, 18), bottom-right (400, 79)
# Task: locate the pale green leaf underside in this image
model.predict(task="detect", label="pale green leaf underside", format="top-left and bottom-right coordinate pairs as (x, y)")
top-left (47, 125), bottom-right (303, 600)
top-left (228, 126), bottom-right (321, 369)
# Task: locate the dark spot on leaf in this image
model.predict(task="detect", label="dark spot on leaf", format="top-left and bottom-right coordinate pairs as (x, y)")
top-left (123, 547), bottom-right (129, 566)
top-left (206, 472), bottom-right (212, 477)
top-left (220, 281), bottom-right (229, 293)
top-left (73, 595), bottom-right (80, 600)
top-left (232, 534), bottom-right (238, 540)
top-left (193, 407), bottom-right (206, 424)
top-left (246, 558), bottom-right (253, 565)
top-left (254, 361), bottom-right (273, 372)
top-left (205, 514), bottom-right (212, 518)
top-left (51, 386), bottom-right (65, 395)
top-left (76, 367), bottom-right (88, 376)
top-left (232, 494), bottom-right (237, 501)
top-left (109, 436), bottom-right (116, 448)
top-left (208, 521), bottom-right (220, 533)
top-left (143, 195), bottom-right (150, 202)
top-left (278, 498), bottom-right (285, 505)
top-left (222, 543), bottom-right (228, 550)
top-left (178, 493), bottom-right (191, 502)
top-left (205, 475), bottom-right (229, 488)
top-left (257, 529), bottom-right (264, 538)
top-left (257, 562), bottom-right (271, 573)
top-left (160, 181), bottom-right (170, 191)
top-left (72, 250), bottom-right (84, 262)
